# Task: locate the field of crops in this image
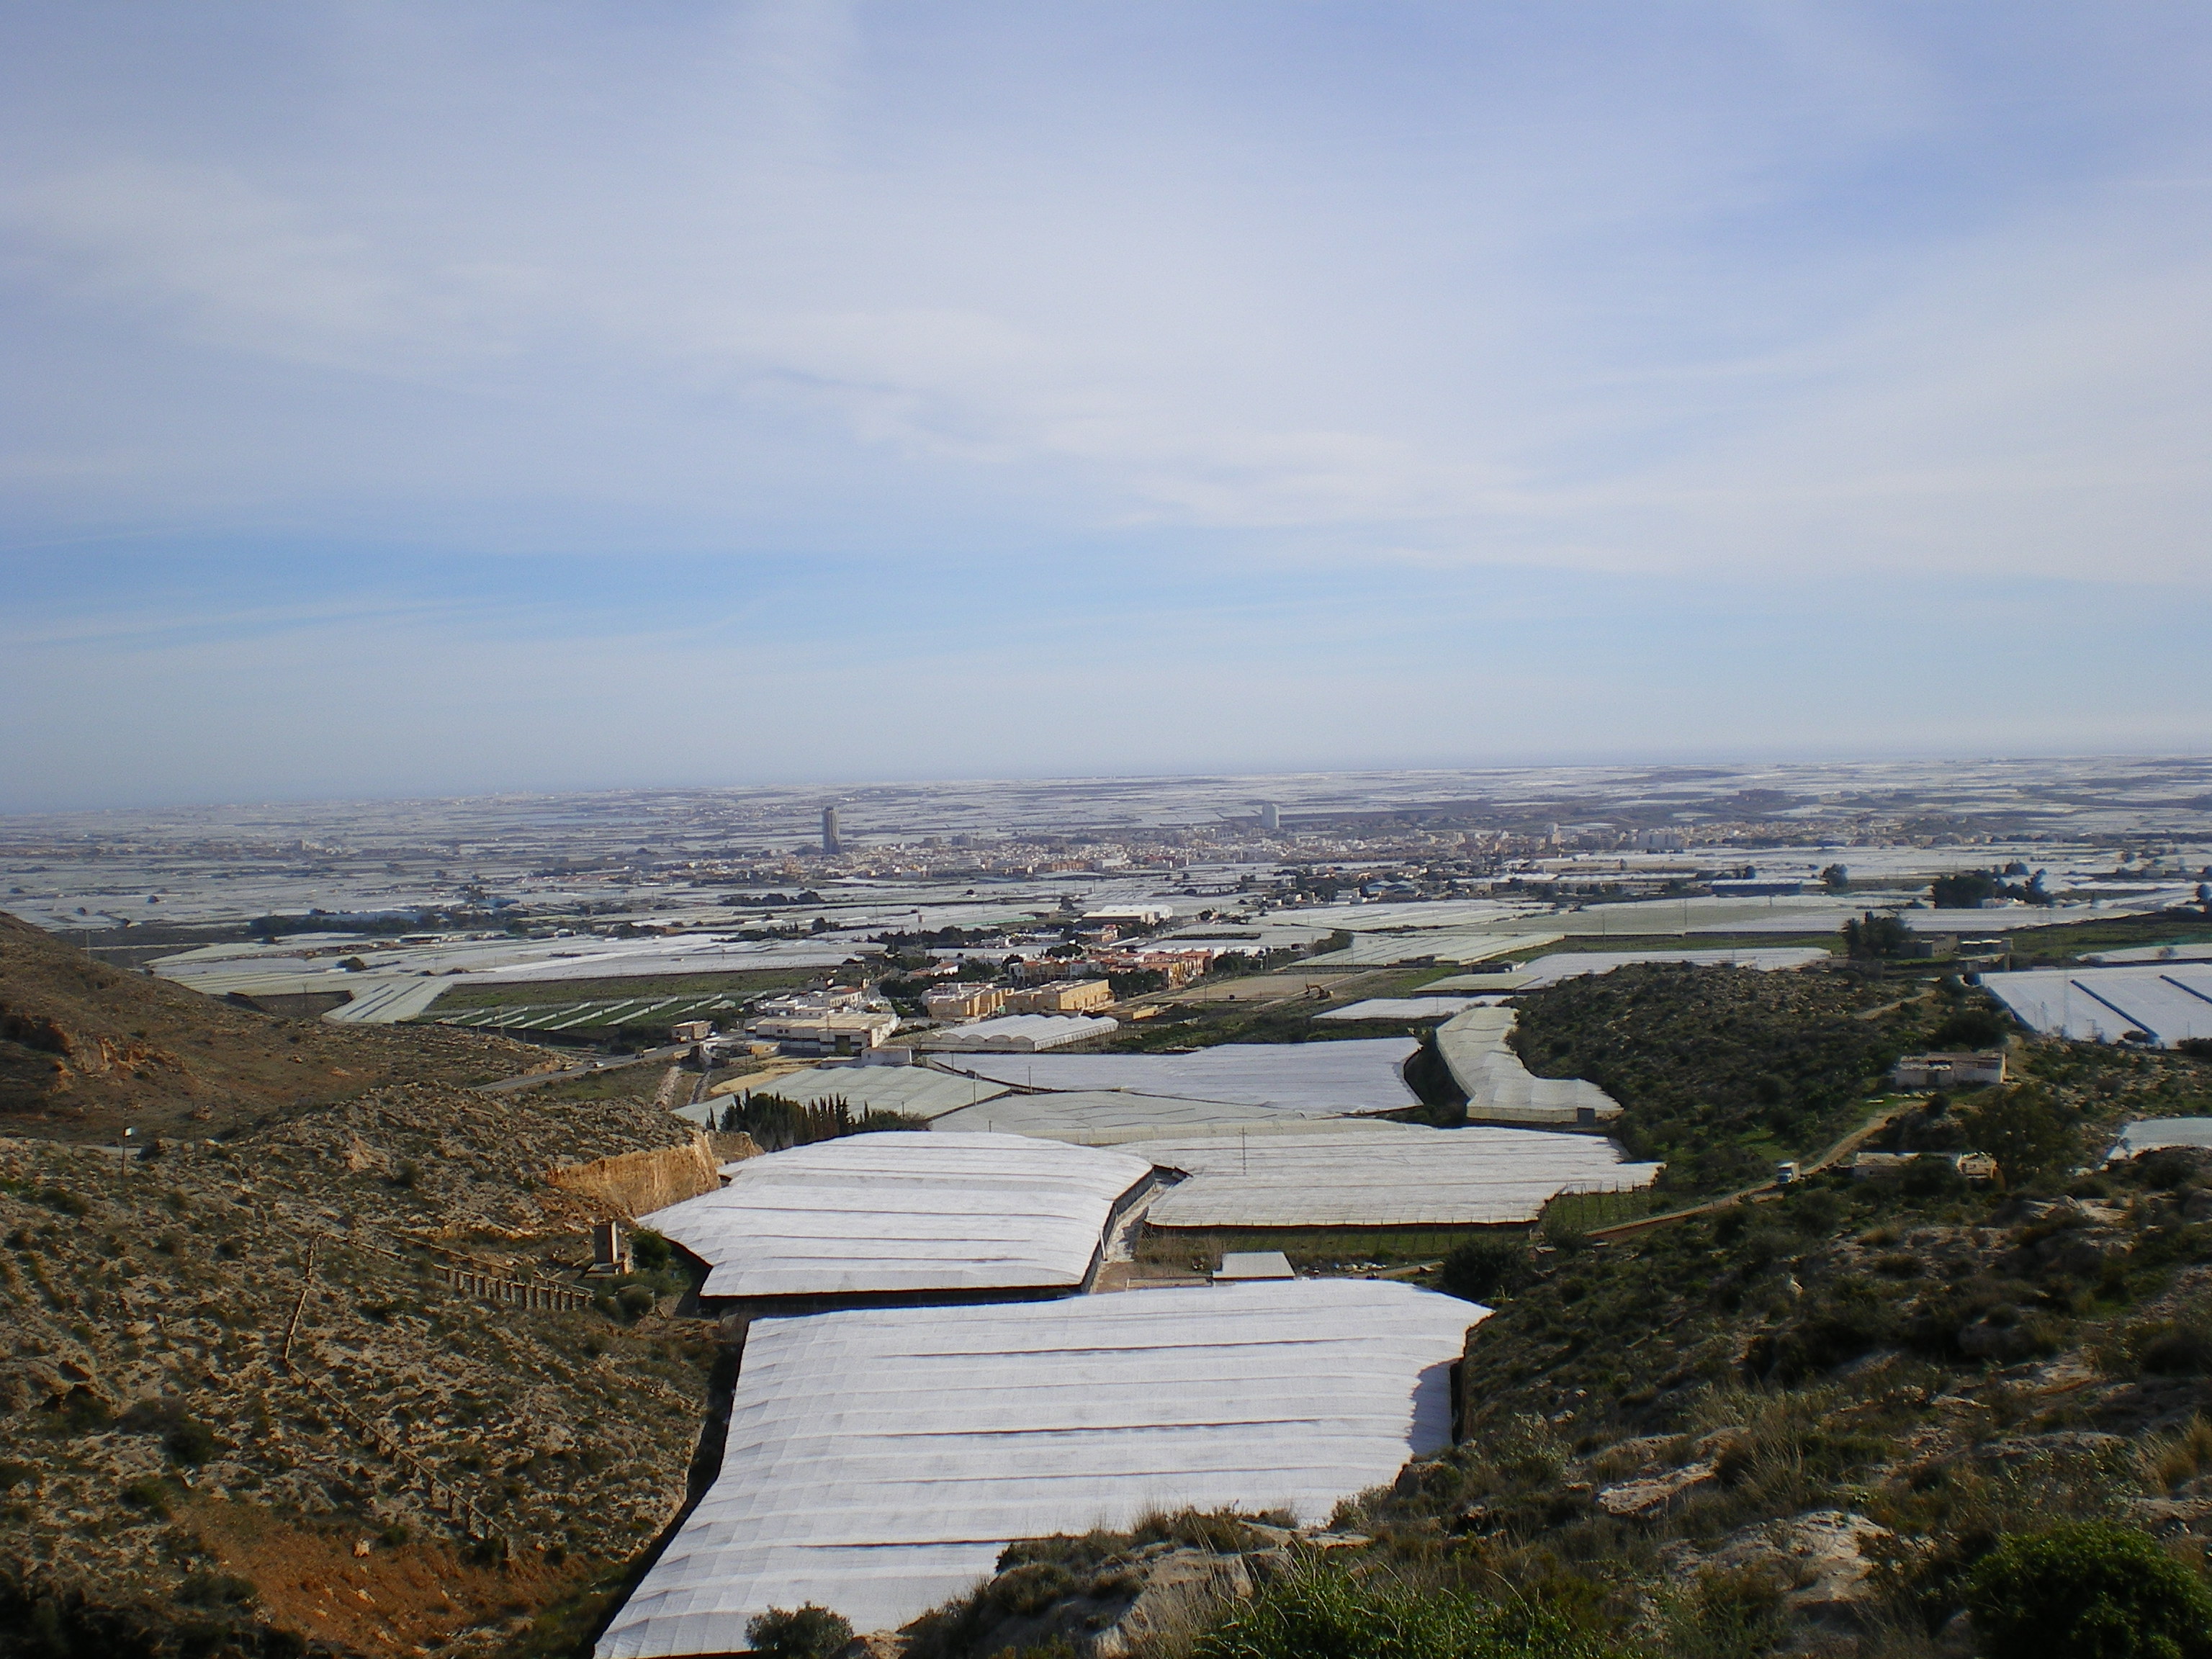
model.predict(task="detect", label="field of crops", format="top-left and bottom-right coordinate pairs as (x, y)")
top-left (428, 991), bottom-right (742, 1033)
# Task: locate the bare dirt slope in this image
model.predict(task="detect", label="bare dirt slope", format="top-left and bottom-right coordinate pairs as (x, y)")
top-left (0, 913), bottom-right (556, 1143)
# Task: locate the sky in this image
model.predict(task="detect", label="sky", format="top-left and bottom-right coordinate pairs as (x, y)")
top-left (4, 1), bottom-right (2211, 812)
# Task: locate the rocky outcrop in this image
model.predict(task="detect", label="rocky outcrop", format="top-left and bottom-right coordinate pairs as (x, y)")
top-left (1596, 1457), bottom-right (1720, 1518)
top-left (1668, 1509), bottom-right (1895, 1625)
top-left (544, 1137), bottom-right (724, 1218)
top-left (897, 1518), bottom-right (1369, 1658)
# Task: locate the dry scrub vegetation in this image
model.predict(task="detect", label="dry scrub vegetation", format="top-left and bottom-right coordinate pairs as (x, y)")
top-left (0, 1076), bottom-right (720, 1658)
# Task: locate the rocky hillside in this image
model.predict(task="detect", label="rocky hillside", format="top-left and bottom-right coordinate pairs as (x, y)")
top-left (1, 1058), bottom-right (724, 1658)
top-left (0, 912), bottom-right (555, 1144)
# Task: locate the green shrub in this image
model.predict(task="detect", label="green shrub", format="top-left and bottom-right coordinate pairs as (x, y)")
top-left (1964, 1521), bottom-right (2212, 1659)
top-left (1960, 1085), bottom-right (2082, 1188)
top-left (1656, 1565), bottom-right (1787, 1659)
top-left (1539, 1213), bottom-right (1591, 1254)
top-left (1131, 1508), bottom-right (1283, 1554)
top-left (629, 1229), bottom-right (673, 1272)
top-left (120, 1477), bottom-right (172, 1516)
top-left (58, 1388), bottom-right (113, 1433)
top-left (977, 1561), bottom-right (1080, 1618)
top-left (745, 1603), bottom-right (854, 1659)
top-left (176, 1570), bottom-right (256, 1606)
top-left (616, 1285), bottom-right (656, 1321)
top-left (1509, 963), bottom-right (1907, 1185)
top-left (121, 1397), bottom-right (221, 1464)
top-left (1440, 1236), bottom-right (1527, 1304)
top-left (1930, 1007), bottom-right (2013, 1049)
top-left (2136, 1149), bottom-right (2212, 1191)
top-left (166, 1417), bottom-right (220, 1465)
top-left (1901, 1154), bottom-right (1966, 1197)
top-left (2137, 1322), bottom-right (2212, 1377)
top-left (1190, 1564), bottom-right (1605, 1659)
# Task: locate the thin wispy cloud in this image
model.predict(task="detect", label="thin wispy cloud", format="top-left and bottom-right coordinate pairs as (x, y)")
top-left (1, 1), bottom-right (2208, 806)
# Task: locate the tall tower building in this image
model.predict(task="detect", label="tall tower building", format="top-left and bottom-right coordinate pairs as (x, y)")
top-left (1259, 802), bottom-right (1280, 833)
top-left (821, 805), bottom-right (842, 856)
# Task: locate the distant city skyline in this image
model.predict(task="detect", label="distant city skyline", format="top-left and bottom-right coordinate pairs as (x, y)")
top-left (4, 3), bottom-right (2210, 811)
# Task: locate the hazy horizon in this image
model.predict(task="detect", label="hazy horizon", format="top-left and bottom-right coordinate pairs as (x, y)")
top-left (7, 751), bottom-right (2212, 830)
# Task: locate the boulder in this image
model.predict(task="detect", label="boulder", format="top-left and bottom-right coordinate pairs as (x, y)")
top-left (1688, 1510), bottom-right (1895, 1623)
top-left (1596, 1458), bottom-right (1719, 1518)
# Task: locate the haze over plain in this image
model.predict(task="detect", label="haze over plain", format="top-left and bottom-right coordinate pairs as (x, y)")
top-left (4, 1), bottom-right (2211, 809)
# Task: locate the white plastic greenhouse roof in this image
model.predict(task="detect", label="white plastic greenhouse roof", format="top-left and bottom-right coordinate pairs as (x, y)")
top-left (1513, 946), bottom-right (1830, 987)
top-left (2108, 1118), bottom-right (2212, 1160)
top-left (929, 1090), bottom-right (1382, 1143)
top-left (721, 1064), bottom-right (1012, 1120)
top-left (593, 1280), bottom-right (1482, 1654)
top-left (945, 1038), bottom-right (1420, 1114)
top-left (914, 1014), bottom-right (1119, 1051)
top-left (1300, 930), bottom-right (1563, 968)
top-left (1141, 1123), bottom-right (1660, 1228)
top-left (640, 1133), bottom-right (1152, 1300)
top-left (1985, 965), bottom-right (2212, 1047)
top-left (1437, 1007), bottom-right (1622, 1125)
top-left (1316, 996), bottom-right (1486, 1021)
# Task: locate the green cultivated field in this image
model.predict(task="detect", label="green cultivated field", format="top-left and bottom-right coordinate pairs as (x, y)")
top-left (1136, 1224), bottom-right (1511, 1270)
top-left (428, 990), bottom-right (746, 1034)
top-left (1992, 910), bottom-right (2212, 963)
top-left (416, 967), bottom-right (823, 1034)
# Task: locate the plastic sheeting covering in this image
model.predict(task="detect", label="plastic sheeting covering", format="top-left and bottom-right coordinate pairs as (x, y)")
top-left (1141, 1123), bottom-right (1660, 1228)
top-left (943, 1039), bottom-right (1420, 1113)
top-left (2108, 1118), bottom-right (2212, 1161)
top-left (1985, 966), bottom-right (2212, 1047)
top-left (1511, 947), bottom-right (1831, 987)
top-left (594, 1281), bottom-right (1483, 1654)
top-left (1437, 1007), bottom-right (1622, 1125)
top-left (929, 1091), bottom-right (1390, 1143)
top-left (641, 1133), bottom-right (1152, 1300)
top-left (1300, 930), bottom-right (1562, 968)
top-left (1316, 996), bottom-right (1488, 1021)
top-left (914, 1014), bottom-right (1120, 1051)
top-left (718, 1064), bottom-right (1012, 1120)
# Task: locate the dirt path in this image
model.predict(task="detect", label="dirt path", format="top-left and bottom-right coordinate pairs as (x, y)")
top-left (1586, 1097), bottom-right (1919, 1242)
top-left (472, 1042), bottom-right (689, 1094)
top-left (1853, 986), bottom-right (1939, 1021)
